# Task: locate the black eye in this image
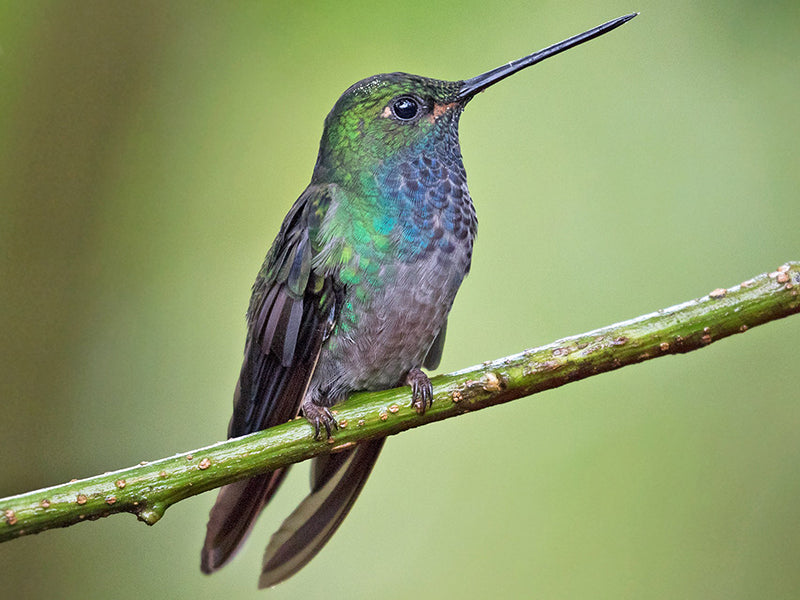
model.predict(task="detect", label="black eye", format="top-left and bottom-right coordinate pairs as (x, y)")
top-left (391, 96), bottom-right (419, 120)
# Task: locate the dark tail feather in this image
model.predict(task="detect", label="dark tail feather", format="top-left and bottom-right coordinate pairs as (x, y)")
top-left (258, 439), bottom-right (385, 588)
top-left (201, 468), bottom-right (289, 574)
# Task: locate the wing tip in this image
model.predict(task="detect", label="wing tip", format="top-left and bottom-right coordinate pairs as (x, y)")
top-left (258, 566), bottom-right (289, 589)
top-left (200, 547), bottom-right (220, 575)
top-left (200, 521), bottom-right (238, 575)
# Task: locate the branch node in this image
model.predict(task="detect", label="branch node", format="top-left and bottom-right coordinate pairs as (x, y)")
top-left (136, 504), bottom-right (166, 526)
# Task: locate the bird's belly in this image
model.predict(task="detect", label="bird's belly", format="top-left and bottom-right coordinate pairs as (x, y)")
top-left (310, 251), bottom-right (468, 403)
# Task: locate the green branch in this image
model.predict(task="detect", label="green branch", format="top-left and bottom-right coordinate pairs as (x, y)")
top-left (2, 261), bottom-right (798, 543)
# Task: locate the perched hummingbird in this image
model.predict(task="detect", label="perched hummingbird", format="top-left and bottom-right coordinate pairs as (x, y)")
top-left (201, 13), bottom-right (637, 588)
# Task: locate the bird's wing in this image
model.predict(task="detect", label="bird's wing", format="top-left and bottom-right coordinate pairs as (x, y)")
top-left (257, 312), bottom-right (446, 587)
top-left (423, 319), bottom-right (447, 370)
top-left (201, 185), bottom-right (341, 573)
top-left (258, 439), bottom-right (385, 588)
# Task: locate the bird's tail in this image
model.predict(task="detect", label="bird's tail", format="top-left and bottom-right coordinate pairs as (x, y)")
top-left (200, 468), bottom-right (288, 574)
top-left (258, 438), bottom-right (385, 588)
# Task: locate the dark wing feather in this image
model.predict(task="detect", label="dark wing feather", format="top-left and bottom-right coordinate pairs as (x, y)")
top-left (258, 440), bottom-right (385, 588)
top-left (201, 186), bottom-right (338, 574)
top-left (423, 319), bottom-right (447, 370)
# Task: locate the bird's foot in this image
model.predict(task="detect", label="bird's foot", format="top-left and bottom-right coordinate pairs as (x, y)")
top-left (302, 399), bottom-right (338, 440)
top-left (405, 367), bottom-right (433, 415)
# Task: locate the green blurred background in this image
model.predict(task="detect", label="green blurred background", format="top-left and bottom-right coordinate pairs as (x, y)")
top-left (1, 1), bottom-right (798, 598)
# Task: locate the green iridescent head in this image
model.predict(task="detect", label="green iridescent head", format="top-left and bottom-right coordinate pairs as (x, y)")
top-left (312, 73), bottom-right (462, 182)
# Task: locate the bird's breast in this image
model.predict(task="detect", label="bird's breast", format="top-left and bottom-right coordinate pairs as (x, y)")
top-left (311, 182), bottom-right (476, 401)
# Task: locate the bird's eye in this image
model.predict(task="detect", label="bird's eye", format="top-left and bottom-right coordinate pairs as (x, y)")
top-left (391, 96), bottom-right (420, 121)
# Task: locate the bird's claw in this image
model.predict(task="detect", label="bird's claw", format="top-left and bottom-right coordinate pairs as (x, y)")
top-left (302, 401), bottom-right (338, 440)
top-left (405, 367), bottom-right (433, 415)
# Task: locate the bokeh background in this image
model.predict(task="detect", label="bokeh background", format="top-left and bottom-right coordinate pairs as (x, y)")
top-left (1, 2), bottom-right (798, 598)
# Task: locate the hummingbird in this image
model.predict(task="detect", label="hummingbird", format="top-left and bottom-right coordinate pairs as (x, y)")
top-left (201, 13), bottom-right (637, 588)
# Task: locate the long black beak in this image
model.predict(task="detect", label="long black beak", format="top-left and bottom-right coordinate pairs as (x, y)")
top-left (457, 13), bottom-right (638, 102)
